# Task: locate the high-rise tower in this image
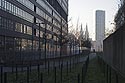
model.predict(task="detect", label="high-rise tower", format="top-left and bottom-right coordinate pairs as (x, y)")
top-left (95, 10), bottom-right (105, 52)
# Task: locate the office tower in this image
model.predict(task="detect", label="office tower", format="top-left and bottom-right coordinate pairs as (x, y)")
top-left (95, 10), bottom-right (105, 52)
top-left (0, 0), bottom-right (68, 63)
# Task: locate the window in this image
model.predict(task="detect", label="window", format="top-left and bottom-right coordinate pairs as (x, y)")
top-left (27, 40), bottom-right (32, 50)
top-left (2, 18), bottom-right (6, 29)
top-left (27, 26), bottom-right (32, 35)
top-left (1, 17), bottom-right (4, 28)
top-left (5, 37), bottom-right (14, 51)
top-left (1, 0), bottom-right (5, 9)
top-left (16, 0), bottom-right (34, 11)
top-left (6, 1), bottom-right (9, 11)
top-left (24, 25), bottom-right (27, 34)
top-left (36, 29), bottom-right (39, 37)
top-left (6, 19), bottom-right (9, 29)
top-left (0, 17), bottom-right (1, 28)
top-left (40, 31), bottom-right (43, 37)
top-left (15, 38), bottom-right (21, 51)
top-left (15, 23), bottom-right (22, 32)
top-left (0, 0), bottom-right (1, 7)
top-left (21, 39), bottom-right (28, 51)
top-left (4, 0), bottom-right (7, 10)
top-left (9, 20), bottom-right (14, 30)
top-left (33, 40), bottom-right (39, 51)
top-left (0, 36), bottom-right (5, 51)
top-left (8, 3), bottom-right (11, 13)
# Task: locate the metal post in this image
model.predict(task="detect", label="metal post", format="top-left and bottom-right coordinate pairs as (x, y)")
top-left (37, 64), bottom-right (40, 82)
top-left (55, 67), bottom-right (56, 83)
top-left (61, 64), bottom-right (63, 83)
top-left (116, 73), bottom-right (119, 83)
top-left (59, 19), bottom-right (63, 69)
top-left (27, 67), bottom-right (29, 83)
top-left (4, 72), bottom-right (7, 83)
top-left (109, 67), bottom-right (111, 83)
top-left (70, 44), bottom-right (71, 72)
top-left (78, 74), bottom-right (80, 83)
top-left (70, 57), bottom-right (71, 72)
top-left (16, 65), bottom-right (18, 81)
top-left (107, 65), bottom-right (108, 83)
top-left (48, 61), bottom-right (49, 74)
top-left (45, 22), bottom-right (47, 69)
top-left (81, 66), bottom-right (83, 83)
top-left (1, 66), bottom-right (3, 83)
top-left (38, 23), bottom-right (41, 60)
top-left (40, 72), bottom-right (43, 83)
top-left (67, 62), bottom-right (68, 76)
top-left (30, 62), bottom-right (31, 73)
top-left (79, 43), bottom-right (80, 55)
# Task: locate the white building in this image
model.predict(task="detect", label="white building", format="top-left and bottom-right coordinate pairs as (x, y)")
top-left (95, 10), bottom-right (105, 52)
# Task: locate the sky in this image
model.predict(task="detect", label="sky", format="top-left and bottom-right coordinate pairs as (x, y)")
top-left (68, 0), bottom-right (119, 40)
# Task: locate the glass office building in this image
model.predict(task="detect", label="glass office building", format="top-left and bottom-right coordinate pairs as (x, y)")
top-left (0, 0), bottom-right (68, 63)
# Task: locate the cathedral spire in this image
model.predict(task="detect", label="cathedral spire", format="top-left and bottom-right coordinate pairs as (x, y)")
top-left (85, 23), bottom-right (89, 40)
top-left (80, 24), bottom-right (83, 37)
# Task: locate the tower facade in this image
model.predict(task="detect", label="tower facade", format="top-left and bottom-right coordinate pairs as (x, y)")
top-left (95, 10), bottom-right (105, 52)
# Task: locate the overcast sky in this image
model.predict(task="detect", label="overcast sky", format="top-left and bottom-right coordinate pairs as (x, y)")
top-left (69, 0), bottom-right (119, 40)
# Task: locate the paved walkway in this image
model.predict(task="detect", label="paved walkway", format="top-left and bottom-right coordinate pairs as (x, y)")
top-left (85, 54), bottom-right (106, 83)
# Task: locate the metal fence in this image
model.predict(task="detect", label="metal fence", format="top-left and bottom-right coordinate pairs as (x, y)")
top-left (103, 26), bottom-right (125, 77)
top-left (0, 54), bottom-right (90, 83)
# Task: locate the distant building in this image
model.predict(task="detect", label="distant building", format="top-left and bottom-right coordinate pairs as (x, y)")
top-left (95, 10), bottom-right (105, 52)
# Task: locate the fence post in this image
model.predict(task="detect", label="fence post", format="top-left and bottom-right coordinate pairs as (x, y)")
top-left (107, 65), bottom-right (108, 83)
top-left (37, 64), bottom-right (40, 82)
top-left (70, 58), bottom-right (71, 72)
top-left (16, 64), bottom-right (18, 81)
top-left (30, 62), bottom-right (31, 73)
top-left (103, 61), bottom-right (106, 77)
top-left (4, 72), bottom-right (7, 83)
top-left (78, 74), bottom-right (80, 83)
top-left (55, 67), bottom-right (56, 83)
top-left (12, 62), bottom-right (14, 73)
top-left (1, 66), bottom-right (3, 83)
top-left (40, 72), bottom-right (43, 83)
top-left (81, 66), bottom-right (83, 83)
top-left (61, 64), bottom-right (63, 83)
top-left (27, 66), bottom-right (29, 83)
top-left (109, 67), bottom-right (111, 83)
top-left (48, 61), bottom-right (49, 74)
top-left (67, 62), bottom-right (68, 76)
top-left (116, 73), bottom-right (119, 83)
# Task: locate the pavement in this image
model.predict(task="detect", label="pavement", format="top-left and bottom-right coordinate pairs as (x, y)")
top-left (85, 53), bottom-right (106, 83)
top-left (89, 53), bottom-right (97, 61)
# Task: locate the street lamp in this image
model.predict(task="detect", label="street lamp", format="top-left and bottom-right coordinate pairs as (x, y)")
top-left (59, 21), bottom-right (68, 67)
top-left (32, 22), bottom-right (47, 69)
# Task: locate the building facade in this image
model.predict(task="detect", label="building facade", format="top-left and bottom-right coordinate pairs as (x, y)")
top-left (0, 0), bottom-right (68, 64)
top-left (95, 10), bottom-right (105, 52)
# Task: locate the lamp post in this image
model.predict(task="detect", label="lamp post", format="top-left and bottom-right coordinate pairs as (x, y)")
top-left (59, 21), bottom-right (68, 67)
top-left (32, 22), bottom-right (47, 69)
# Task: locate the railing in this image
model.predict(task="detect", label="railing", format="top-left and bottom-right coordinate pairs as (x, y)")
top-left (0, 52), bottom-right (90, 83)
